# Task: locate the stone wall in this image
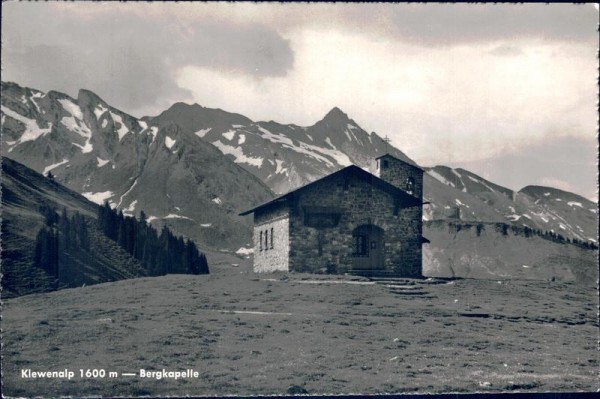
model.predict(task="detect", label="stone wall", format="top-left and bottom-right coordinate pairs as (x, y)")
top-left (253, 203), bottom-right (290, 272)
top-left (287, 171), bottom-right (423, 277)
top-left (377, 155), bottom-right (424, 199)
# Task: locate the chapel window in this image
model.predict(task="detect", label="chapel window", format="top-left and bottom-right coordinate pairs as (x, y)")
top-left (260, 231), bottom-right (263, 251)
top-left (270, 227), bottom-right (274, 249)
top-left (406, 177), bottom-right (415, 195)
top-left (264, 229), bottom-right (269, 250)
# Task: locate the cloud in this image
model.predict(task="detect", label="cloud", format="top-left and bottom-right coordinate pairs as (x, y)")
top-left (159, 3), bottom-right (598, 46)
top-left (449, 135), bottom-right (598, 201)
top-left (1, 2), bottom-right (596, 202)
top-left (1, 2), bottom-right (294, 114)
top-left (539, 178), bottom-right (574, 193)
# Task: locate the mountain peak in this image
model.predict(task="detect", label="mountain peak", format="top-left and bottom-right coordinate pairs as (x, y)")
top-left (324, 106), bottom-right (349, 120)
top-left (77, 89), bottom-right (108, 108)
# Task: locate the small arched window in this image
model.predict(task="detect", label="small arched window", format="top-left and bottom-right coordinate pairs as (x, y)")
top-left (406, 177), bottom-right (415, 195)
top-left (259, 231), bottom-right (263, 251)
top-left (270, 227), bottom-right (274, 249)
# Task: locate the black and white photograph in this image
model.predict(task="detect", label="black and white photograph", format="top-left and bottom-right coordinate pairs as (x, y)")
top-left (1, 2), bottom-right (598, 397)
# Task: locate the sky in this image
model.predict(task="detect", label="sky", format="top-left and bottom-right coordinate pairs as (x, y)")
top-left (2, 2), bottom-right (598, 200)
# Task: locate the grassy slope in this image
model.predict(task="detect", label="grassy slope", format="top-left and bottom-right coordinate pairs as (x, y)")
top-left (2, 253), bottom-right (598, 396)
top-left (423, 221), bottom-right (598, 283)
top-left (1, 157), bottom-right (146, 297)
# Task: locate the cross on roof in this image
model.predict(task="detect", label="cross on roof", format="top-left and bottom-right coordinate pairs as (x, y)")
top-left (383, 135), bottom-right (391, 153)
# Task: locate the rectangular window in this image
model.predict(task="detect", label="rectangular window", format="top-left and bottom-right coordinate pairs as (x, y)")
top-left (270, 227), bottom-right (274, 249)
top-left (264, 229), bottom-right (269, 250)
top-left (259, 231), bottom-right (263, 251)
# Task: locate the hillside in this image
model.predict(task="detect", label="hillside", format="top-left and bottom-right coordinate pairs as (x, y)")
top-left (1, 157), bottom-right (146, 297)
top-left (425, 166), bottom-right (598, 243)
top-left (423, 220), bottom-right (598, 282)
top-left (1, 81), bottom-right (274, 251)
top-left (2, 256), bottom-right (597, 396)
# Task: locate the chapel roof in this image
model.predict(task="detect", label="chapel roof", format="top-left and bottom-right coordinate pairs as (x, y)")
top-left (239, 164), bottom-right (423, 216)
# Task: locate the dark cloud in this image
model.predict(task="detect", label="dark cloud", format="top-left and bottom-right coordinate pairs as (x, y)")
top-left (1, 3), bottom-right (294, 114)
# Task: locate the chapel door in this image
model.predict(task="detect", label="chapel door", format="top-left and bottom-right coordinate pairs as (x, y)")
top-left (351, 225), bottom-right (385, 269)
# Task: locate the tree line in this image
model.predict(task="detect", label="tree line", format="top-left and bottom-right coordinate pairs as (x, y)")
top-left (445, 220), bottom-right (598, 250)
top-left (33, 202), bottom-right (209, 282)
top-left (34, 204), bottom-right (91, 283)
top-left (97, 202), bottom-right (209, 275)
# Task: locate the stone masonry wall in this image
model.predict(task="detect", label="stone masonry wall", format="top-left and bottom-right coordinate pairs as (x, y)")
top-left (377, 155), bottom-right (424, 199)
top-left (287, 171), bottom-right (423, 277)
top-left (253, 203), bottom-right (290, 273)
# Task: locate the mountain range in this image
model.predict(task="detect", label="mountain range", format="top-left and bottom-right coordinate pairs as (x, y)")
top-left (1, 81), bottom-right (597, 259)
top-left (1, 82), bottom-right (273, 251)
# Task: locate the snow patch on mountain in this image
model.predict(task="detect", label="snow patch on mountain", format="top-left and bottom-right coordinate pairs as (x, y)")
top-left (1, 106), bottom-right (53, 146)
top-left (298, 141), bottom-right (352, 167)
top-left (124, 200), bottom-right (138, 213)
top-left (60, 114), bottom-right (93, 153)
top-left (117, 178), bottom-right (138, 208)
top-left (428, 170), bottom-right (455, 188)
top-left (93, 104), bottom-right (108, 119)
top-left (30, 92), bottom-right (43, 113)
top-left (58, 98), bottom-right (84, 120)
top-left (149, 127), bottom-right (158, 143)
top-left (238, 134), bottom-right (246, 145)
top-left (195, 128), bottom-right (212, 138)
top-left (257, 126), bottom-right (294, 146)
top-left (212, 140), bottom-right (264, 167)
top-left (275, 159), bottom-right (288, 175)
top-left (43, 159), bottom-right (69, 175)
top-left (165, 136), bottom-right (176, 149)
top-left (232, 124), bottom-right (245, 128)
top-left (201, 223), bottom-right (212, 227)
top-left (212, 197), bottom-right (222, 205)
top-left (567, 201), bottom-right (583, 208)
top-left (82, 191), bottom-right (114, 205)
top-left (101, 119), bottom-right (108, 128)
top-left (164, 214), bottom-right (193, 221)
top-left (451, 169), bottom-right (462, 179)
top-left (222, 130), bottom-right (236, 140)
top-left (96, 158), bottom-right (110, 167)
top-left (110, 112), bottom-right (129, 141)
